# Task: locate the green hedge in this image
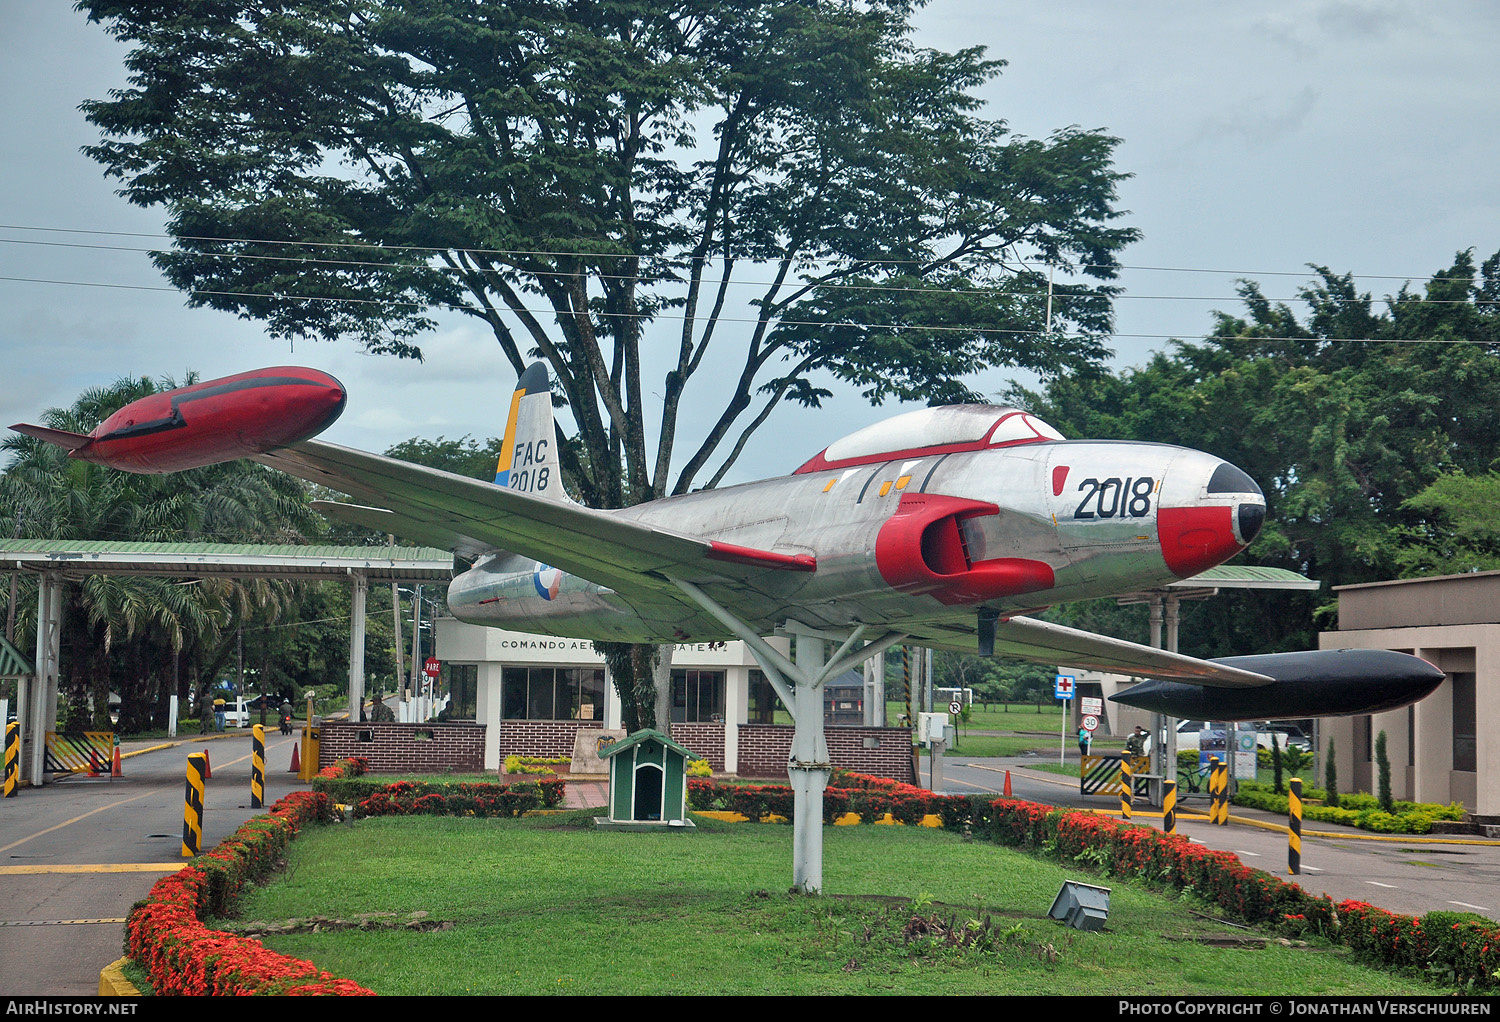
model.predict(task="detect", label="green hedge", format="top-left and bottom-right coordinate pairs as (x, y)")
top-left (975, 796), bottom-right (1499, 991)
top-left (1232, 781), bottom-right (1466, 834)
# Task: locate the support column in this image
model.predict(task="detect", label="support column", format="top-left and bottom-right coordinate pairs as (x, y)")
top-left (787, 628), bottom-right (831, 894)
top-left (476, 662), bottom-right (502, 771)
top-left (864, 651), bottom-right (886, 727)
top-left (666, 577), bottom-right (904, 895)
top-left (724, 666), bottom-right (742, 774)
top-left (348, 572), bottom-right (368, 723)
top-left (1164, 596), bottom-right (1181, 653)
top-left (30, 572), bottom-right (61, 787)
top-left (1147, 596), bottom-right (1167, 779)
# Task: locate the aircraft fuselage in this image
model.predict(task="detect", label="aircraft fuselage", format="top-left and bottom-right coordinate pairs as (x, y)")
top-left (447, 437), bottom-right (1265, 643)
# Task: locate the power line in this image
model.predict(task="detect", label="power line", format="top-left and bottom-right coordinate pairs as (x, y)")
top-left (2, 235), bottom-right (1494, 308)
top-left (0, 271), bottom-right (1492, 346)
top-left (0, 221), bottom-right (1486, 285)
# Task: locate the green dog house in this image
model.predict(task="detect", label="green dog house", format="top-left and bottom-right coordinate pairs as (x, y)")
top-left (598, 729), bottom-right (696, 830)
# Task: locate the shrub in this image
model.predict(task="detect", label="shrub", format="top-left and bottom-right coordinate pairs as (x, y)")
top-left (125, 791), bottom-right (371, 996)
top-left (1375, 730), bottom-right (1393, 814)
top-left (350, 778), bottom-right (561, 819)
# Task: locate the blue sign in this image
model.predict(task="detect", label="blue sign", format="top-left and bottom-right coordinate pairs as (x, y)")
top-left (1054, 674), bottom-right (1076, 700)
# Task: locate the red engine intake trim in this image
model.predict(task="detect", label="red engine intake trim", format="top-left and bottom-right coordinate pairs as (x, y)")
top-left (875, 493), bottom-right (1056, 605)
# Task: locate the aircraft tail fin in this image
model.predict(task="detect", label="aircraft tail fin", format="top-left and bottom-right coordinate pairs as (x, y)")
top-left (493, 362), bottom-right (573, 503)
top-left (9, 423), bottom-right (93, 452)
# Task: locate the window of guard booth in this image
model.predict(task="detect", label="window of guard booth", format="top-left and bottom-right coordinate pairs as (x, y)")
top-left (748, 670), bottom-right (788, 724)
top-left (502, 666), bottom-right (607, 721)
top-left (671, 669), bottom-right (725, 723)
top-left (447, 663), bottom-right (478, 720)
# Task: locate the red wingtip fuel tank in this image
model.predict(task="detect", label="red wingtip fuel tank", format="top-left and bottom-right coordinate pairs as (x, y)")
top-left (14, 367), bottom-right (346, 474)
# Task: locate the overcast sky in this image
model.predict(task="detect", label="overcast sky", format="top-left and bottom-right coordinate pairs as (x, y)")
top-left (3, 1), bottom-right (1498, 485)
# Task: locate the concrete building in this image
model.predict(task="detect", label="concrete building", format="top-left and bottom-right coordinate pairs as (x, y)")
top-left (1319, 571), bottom-right (1498, 819)
top-left (435, 619), bottom-right (913, 781)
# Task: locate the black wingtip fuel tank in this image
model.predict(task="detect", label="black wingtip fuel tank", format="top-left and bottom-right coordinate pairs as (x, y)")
top-left (1110, 648), bottom-right (1445, 721)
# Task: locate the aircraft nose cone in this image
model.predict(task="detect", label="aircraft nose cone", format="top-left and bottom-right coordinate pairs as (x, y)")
top-left (1157, 458), bottom-right (1264, 578)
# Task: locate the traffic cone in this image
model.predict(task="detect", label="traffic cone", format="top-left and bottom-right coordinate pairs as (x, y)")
top-left (1003, 770), bottom-right (1012, 798)
top-left (289, 742), bottom-right (300, 773)
top-left (202, 750), bottom-right (211, 780)
top-left (88, 749), bottom-right (101, 777)
top-left (112, 747), bottom-right (123, 778)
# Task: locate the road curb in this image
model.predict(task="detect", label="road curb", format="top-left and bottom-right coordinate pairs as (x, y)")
top-left (97, 957), bottom-right (141, 997)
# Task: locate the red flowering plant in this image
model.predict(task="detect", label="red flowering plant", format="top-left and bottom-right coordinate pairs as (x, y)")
top-left (350, 778), bottom-right (559, 819)
top-left (316, 756), bottom-right (369, 780)
top-left (1421, 913), bottom-right (1500, 988)
top-left (125, 791), bottom-right (373, 996)
top-left (986, 798), bottom-right (1059, 849)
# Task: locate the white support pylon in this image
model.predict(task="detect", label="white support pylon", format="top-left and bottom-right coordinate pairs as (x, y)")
top-left (669, 577), bottom-right (905, 893)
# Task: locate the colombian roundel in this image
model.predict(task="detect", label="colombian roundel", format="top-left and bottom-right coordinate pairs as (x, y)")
top-left (532, 563), bottom-right (563, 600)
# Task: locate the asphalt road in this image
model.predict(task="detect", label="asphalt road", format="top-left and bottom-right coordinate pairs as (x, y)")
top-left (935, 752), bottom-right (1500, 920)
top-left (0, 728), bottom-right (305, 996)
top-left (4, 735), bottom-right (1498, 997)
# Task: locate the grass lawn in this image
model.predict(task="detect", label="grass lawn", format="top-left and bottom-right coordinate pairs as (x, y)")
top-left (943, 734), bottom-right (1065, 758)
top-left (886, 700), bottom-right (1066, 731)
top-left (227, 812), bottom-right (1443, 996)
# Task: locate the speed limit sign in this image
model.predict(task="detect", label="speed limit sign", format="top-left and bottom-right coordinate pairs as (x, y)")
top-left (949, 700), bottom-right (963, 715)
top-left (1082, 714), bottom-right (1099, 732)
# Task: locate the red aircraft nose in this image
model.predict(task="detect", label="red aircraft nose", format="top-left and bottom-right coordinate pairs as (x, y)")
top-left (1157, 461), bottom-right (1264, 578)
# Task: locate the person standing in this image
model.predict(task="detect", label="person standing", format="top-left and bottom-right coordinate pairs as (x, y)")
top-left (1077, 724), bottom-right (1091, 757)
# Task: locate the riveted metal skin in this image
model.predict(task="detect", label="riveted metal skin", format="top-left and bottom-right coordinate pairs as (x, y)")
top-left (448, 437), bottom-right (1262, 648)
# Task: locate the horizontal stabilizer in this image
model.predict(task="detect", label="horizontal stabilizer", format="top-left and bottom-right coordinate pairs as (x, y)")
top-left (1111, 648), bottom-right (1445, 720)
top-left (9, 423), bottom-right (92, 452)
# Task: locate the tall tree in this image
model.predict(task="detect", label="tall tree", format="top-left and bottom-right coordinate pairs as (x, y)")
top-left (1011, 248), bottom-right (1500, 655)
top-left (81, 0), bottom-right (1138, 725)
top-left (81, 2), bottom-right (1134, 502)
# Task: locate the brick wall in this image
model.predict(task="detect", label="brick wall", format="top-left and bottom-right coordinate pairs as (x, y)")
top-left (497, 719), bottom-right (604, 759)
top-left (320, 717), bottom-right (912, 781)
top-left (320, 721), bottom-right (486, 773)
top-left (667, 723), bottom-right (725, 770)
top-left (736, 724), bottom-right (915, 783)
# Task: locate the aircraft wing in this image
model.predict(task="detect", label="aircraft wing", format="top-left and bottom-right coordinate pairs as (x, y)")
top-left (255, 440), bottom-right (811, 597)
top-left (905, 614), bottom-right (1275, 688)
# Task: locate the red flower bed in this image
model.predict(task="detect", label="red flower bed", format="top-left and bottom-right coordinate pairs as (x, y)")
top-left (317, 756), bottom-right (370, 780)
top-left (351, 777), bottom-right (565, 819)
top-left (126, 790), bottom-right (375, 995)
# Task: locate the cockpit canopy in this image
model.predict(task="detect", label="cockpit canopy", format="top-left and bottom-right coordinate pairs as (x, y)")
top-left (794, 405), bottom-right (1065, 474)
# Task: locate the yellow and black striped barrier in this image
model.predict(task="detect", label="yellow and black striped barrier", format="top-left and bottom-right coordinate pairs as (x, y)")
top-left (182, 752), bottom-right (206, 857)
top-left (43, 732), bottom-right (114, 776)
top-left (4, 721), bottom-right (18, 797)
top-left (251, 724), bottom-right (265, 809)
top-left (1162, 778), bottom-right (1176, 834)
top-left (1205, 757), bottom-right (1222, 825)
top-left (1120, 756), bottom-right (1133, 819)
top-left (1080, 754), bottom-right (1151, 797)
top-left (1288, 777), bottom-right (1302, 874)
